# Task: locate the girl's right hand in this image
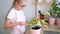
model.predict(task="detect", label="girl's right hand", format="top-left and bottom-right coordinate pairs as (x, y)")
top-left (17, 22), bottom-right (26, 26)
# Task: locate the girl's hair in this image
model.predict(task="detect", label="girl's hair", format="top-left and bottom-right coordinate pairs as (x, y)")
top-left (13, 0), bottom-right (21, 5)
top-left (5, 0), bottom-right (22, 19)
top-left (5, 0), bottom-right (20, 19)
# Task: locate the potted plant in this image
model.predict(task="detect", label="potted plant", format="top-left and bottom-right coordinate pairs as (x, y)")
top-left (47, 1), bottom-right (59, 25)
top-left (38, 10), bottom-right (45, 19)
top-left (29, 18), bottom-right (41, 34)
top-left (56, 7), bottom-right (60, 27)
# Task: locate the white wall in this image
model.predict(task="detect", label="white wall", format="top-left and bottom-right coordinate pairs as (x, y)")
top-left (37, 5), bottom-right (52, 17)
top-left (0, 0), bottom-right (35, 34)
top-left (0, 0), bottom-right (14, 34)
top-left (23, 0), bottom-right (35, 22)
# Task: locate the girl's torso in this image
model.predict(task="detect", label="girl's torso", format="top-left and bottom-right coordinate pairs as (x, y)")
top-left (7, 8), bottom-right (26, 33)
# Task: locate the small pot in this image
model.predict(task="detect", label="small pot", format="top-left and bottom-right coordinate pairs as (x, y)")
top-left (49, 17), bottom-right (55, 25)
top-left (40, 15), bottom-right (45, 19)
top-left (56, 18), bottom-right (60, 27)
top-left (30, 26), bottom-right (41, 34)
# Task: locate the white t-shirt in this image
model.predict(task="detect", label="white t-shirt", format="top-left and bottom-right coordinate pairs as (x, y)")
top-left (7, 8), bottom-right (25, 23)
top-left (7, 8), bottom-right (25, 34)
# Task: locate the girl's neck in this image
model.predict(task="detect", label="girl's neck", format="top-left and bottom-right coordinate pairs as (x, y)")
top-left (14, 5), bottom-right (23, 11)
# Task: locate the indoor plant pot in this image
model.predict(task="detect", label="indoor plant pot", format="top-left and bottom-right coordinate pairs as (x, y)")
top-left (49, 17), bottom-right (55, 25)
top-left (30, 25), bottom-right (41, 34)
top-left (56, 18), bottom-right (60, 27)
top-left (38, 10), bottom-right (45, 19)
top-left (56, 8), bottom-right (60, 27)
top-left (40, 14), bottom-right (45, 19)
top-left (47, 1), bottom-right (59, 25)
top-left (48, 10), bottom-right (56, 25)
top-left (29, 18), bottom-right (41, 34)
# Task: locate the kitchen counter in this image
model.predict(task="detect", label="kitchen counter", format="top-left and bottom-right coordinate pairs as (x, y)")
top-left (25, 24), bottom-right (60, 34)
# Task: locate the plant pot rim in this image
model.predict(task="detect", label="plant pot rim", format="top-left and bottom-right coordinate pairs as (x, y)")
top-left (30, 26), bottom-right (41, 30)
top-left (30, 28), bottom-right (41, 30)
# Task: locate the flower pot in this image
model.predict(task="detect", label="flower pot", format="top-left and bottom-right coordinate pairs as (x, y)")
top-left (56, 19), bottom-right (60, 27)
top-left (30, 26), bottom-right (41, 34)
top-left (49, 17), bottom-right (55, 25)
top-left (40, 15), bottom-right (45, 19)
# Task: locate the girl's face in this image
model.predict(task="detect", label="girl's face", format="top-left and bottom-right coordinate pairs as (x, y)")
top-left (18, 0), bottom-right (26, 7)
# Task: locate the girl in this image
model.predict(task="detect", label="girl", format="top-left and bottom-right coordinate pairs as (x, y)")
top-left (4, 0), bottom-right (27, 34)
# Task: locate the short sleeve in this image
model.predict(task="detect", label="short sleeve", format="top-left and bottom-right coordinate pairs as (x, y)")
top-left (7, 9), bottom-right (15, 20)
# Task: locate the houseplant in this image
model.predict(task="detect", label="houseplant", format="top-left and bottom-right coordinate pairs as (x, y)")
top-left (56, 7), bottom-right (60, 27)
top-left (29, 18), bottom-right (41, 34)
top-left (38, 10), bottom-right (45, 19)
top-left (47, 1), bottom-right (59, 25)
top-left (38, 10), bottom-right (48, 25)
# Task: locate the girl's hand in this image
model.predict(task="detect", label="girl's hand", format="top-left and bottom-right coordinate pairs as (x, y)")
top-left (17, 22), bottom-right (28, 26)
top-left (25, 22), bottom-right (28, 26)
top-left (22, 22), bottom-right (28, 26)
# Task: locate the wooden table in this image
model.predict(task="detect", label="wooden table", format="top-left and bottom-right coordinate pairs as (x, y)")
top-left (25, 29), bottom-right (43, 34)
top-left (25, 25), bottom-right (60, 34)
top-left (43, 25), bottom-right (60, 32)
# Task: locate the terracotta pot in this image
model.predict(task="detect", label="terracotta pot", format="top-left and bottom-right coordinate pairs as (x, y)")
top-left (56, 19), bottom-right (60, 27)
top-left (49, 17), bottom-right (55, 25)
top-left (40, 15), bottom-right (45, 19)
top-left (30, 28), bottom-right (41, 34)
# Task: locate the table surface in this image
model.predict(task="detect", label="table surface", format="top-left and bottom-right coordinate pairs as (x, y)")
top-left (25, 25), bottom-right (60, 34)
top-left (43, 25), bottom-right (60, 32)
top-left (25, 29), bottom-right (43, 34)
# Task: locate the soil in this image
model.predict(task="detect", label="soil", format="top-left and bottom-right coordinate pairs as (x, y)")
top-left (32, 26), bottom-right (41, 30)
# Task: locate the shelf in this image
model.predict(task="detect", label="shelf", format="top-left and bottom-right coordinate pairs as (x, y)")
top-left (42, 24), bottom-right (60, 32)
top-left (34, 2), bottom-right (53, 5)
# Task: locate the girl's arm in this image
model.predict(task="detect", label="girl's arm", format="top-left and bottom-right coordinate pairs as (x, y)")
top-left (4, 18), bottom-right (27, 29)
top-left (4, 18), bottom-right (26, 29)
top-left (4, 18), bottom-right (19, 29)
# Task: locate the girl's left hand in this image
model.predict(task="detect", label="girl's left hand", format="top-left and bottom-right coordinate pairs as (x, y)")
top-left (25, 23), bottom-right (28, 26)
